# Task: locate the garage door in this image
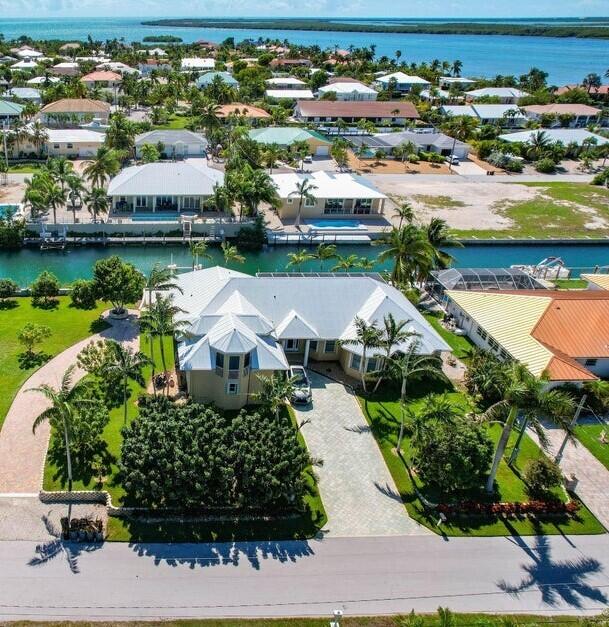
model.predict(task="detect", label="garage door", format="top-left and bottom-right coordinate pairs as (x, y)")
top-left (316, 145), bottom-right (330, 156)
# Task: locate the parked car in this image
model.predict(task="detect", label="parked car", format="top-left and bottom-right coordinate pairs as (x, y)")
top-left (303, 155), bottom-right (313, 164)
top-left (446, 155), bottom-right (460, 165)
top-left (289, 366), bottom-right (312, 404)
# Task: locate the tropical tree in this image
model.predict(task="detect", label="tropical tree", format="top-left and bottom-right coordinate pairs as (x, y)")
top-left (83, 146), bottom-right (121, 189)
top-left (442, 115), bottom-right (479, 171)
top-left (332, 254), bottom-right (360, 272)
top-left (85, 187), bottom-right (109, 223)
top-left (28, 365), bottom-right (92, 492)
top-left (44, 179), bottom-right (67, 225)
top-left (373, 314), bottom-right (417, 392)
top-left (481, 363), bottom-right (576, 493)
top-left (263, 143), bottom-right (284, 174)
top-left (288, 178), bottom-right (317, 229)
top-left (47, 157), bottom-right (74, 192)
top-left (254, 373), bottom-right (295, 420)
top-left (375, 225), bottom-right (433, 286)
top-left (103, 340), bottom-right (152, 425)
top-left (234, 165), bottom-right (279, 218)
top-left (426, 217), bottom-right (462, 271)
top-left (526, 130), bottom-right (552, 161)
top-left (17, 323), bottom-right (52, 357)
top-left (221, 241), bottom-right (245, 266)
top-left (583, 72), bottom-right (602, 94)
top-left (314, 243), bottom-right (337, 271)
top-left (27, 121), bottom-right (49, 158)
top-left (340, 317), bottom-right (383, 393)
top-left (66, 173), bottom-right (85, 224)
top-left (144, 263), bottom-right (182, 304)
top-left (357, 257), bottom-right (376, 271)
top-left (92, 255), bottom-right (146, 315)
top-left (189, 240), bottom-right (212, 270)
top-left (393, 201), bottom-right (415, 228)
top-left (286, 249), bottom-right (314, 271)
top-left (451, 60), bottom-right (463, 77)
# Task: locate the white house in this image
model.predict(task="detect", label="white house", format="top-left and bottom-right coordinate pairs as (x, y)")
top-left (317, 81), bottom-right (378, 101)
top-left (11, 59), bottom-right (39, 71)
top-left (438, 76), bottom-right (476, 90)
top-left (266, 89), bottom-right (315, 100)
top-left (374, 72), bottom-right (430, 93)
top-left (265, 77), bottom-right (307, 90)
top-left (181, 58), bottom-right (216, 72)
top-left (441, 104), bottom-right (527, 127)
top-left (522, 104), bottom-right (602, 128)
top-left (465, 87), bottom-right (529, 104)
top-left (498, 128), bottom-right (609, 147)
top-left (135, 129), bottom-right (208, 159)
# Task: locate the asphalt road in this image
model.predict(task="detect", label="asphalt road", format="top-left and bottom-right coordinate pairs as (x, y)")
top-left (1, 534), bottom-right (608, 620)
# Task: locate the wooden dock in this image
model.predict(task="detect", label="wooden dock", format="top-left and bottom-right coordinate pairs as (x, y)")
top-left (25, 235), bottom-right (222, 247)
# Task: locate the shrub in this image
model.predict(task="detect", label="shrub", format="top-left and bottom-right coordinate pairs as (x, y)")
top-left (17, 322), bottom-right (52, 356)
top-left (523, 457), bottom-right (563, 497)
top-left (70, 279), bottom-right (97, 310)
top-left (408, 153), bottom-right (420, 163)
top-left (92, 256), bottom-right (145, 314)
top-left (0, 278), bottom-right (19, 300)
top-left (0, 217), bottom-right (26, 249)
top-left (535, 157), bottom-right (557, 173)
top-left (464, 349), bottom-right (510, 410)
top-left (504, 159), bottom-right (524, 173)
top-left (592, 168), bottom-right (609, 186)
top-left (235, 215), bottom-right (267, 251)
top-left (30, 271), bottom-right (60, 307)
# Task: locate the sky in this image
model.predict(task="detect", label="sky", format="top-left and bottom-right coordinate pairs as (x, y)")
top-left (1, 0), bottom-right (609, 18)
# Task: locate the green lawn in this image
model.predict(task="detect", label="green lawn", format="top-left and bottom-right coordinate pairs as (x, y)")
top-left (453, 182), bottom-right (609, 239)
top-left (358, 380), bottom-right (604, 536)
top-left (552, 278), bottom-right (588, 289)
top-left (423, 312), bottom-right (474, 360)
top-left (575, 422), bottom-right (609, 472)
top-left (0, 297), bottom-right (109, 429)
top-left (154, 115), bottom-right (193, 130)
top-left (7, 162), bottom-right (43, 173)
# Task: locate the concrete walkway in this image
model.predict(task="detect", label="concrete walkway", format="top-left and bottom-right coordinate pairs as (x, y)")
top-left (295, 371), bottom-right (428, 537)
top-left (535, 422), bottom-right (609, 531)
top-left (0, 313), bottom-right (139, 495)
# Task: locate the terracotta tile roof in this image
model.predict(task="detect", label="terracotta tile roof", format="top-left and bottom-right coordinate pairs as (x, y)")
top-left (545, 354), bottom-right (597, 382)
top-left (523, 104), bottom-right (601, 116)
top-left (81, 71), bottom-right (122, 82)
top-left (40, 98), bottom-right (111, 114)
top-left (555, 84), bottom-right (609, 96)
top-left (296, 100), bottom-right (420, 119)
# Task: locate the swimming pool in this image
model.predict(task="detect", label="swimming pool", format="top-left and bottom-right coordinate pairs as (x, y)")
top-left (0, 204), bottom-right (22, 219)
top-left (308, 219), bottom-right (366, 230)
top-left (131, 213), bottom-right (180, 223)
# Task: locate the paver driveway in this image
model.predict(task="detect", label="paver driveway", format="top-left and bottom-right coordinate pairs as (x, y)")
top-left (295, 370), bottom-right (428, 537)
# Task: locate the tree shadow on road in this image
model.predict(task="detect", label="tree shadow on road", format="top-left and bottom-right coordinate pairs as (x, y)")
top-left (496, 535), bottom-right (607, 608)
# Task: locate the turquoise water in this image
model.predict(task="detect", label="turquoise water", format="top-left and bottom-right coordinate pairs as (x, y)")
top-left (308, 219), bottom-right (363, 229)
top-left (0, 205), bottom-right (19, 219)
top-left (131, 213), bottom-right (180, 222)
top-left (0, 242), bottom-right (608, 286)
top-left (1, 17), bottom-right (608, 83)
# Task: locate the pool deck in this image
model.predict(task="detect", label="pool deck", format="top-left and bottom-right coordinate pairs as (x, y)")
top-left (262, 208), bottom-right (392, 235)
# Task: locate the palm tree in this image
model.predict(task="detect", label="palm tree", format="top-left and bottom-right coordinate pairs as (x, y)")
top-left (103, 340), bottom-right (152, 425)
top-left (332, 254), bottom-right (360, 272)
top-left (85, 187), bottom-right (109, 223)
top-left (358, 257), bottom-right (376, 271)
top-left (583, 72), bottom-right (602, 94)
top-left (139, 295), bottom-right (189, 395)
top-left (27, 121), bottom-right (49, 158)
top-left (286, 249), bottom-right (314, 272)
top-left (527, 130), bottom-right (551, 161)
top-left (451, 60), bottom-right (463, 77)
top-left (393, 201), bottom-right (415, 228)
top-left (145, 263), bottom-right (182, 304)
top-left (237, 166), bottom-right (279, 218)
top-left (263, 143), bottom-right (284, 174)
top-left (45, 179), bottom-right (67, 225)
top-left (315, 243), bottom-right (337, 271)
top-left (28, 365), bottom-right (92, 492)
top-left (373, 314), bottom-right (417, 392)
top-left (390, 341), bottom-right (445, 451)
top-left (426, 218), bottom-right (462, 271)
top-left (442, 115), bottom-right (479, 172)
top-left (47, 157), bottom-right (74, 192)
top-left (198, 100), bottom-right (222, 137)
top-left (221, 241), bottom-right (245, 266)
top-left (482, 363), bottom-right (576, 494)
top-left (340, 317), bottom-right (382, 393)
top-left (189, 241), bottom-right (212, 270)
top-left (254, 373), bottom-right (295, 420)
top-left (375, 225), bottom-right (433, 287)
top-left (289, 178), bottom-right (317, 230)
top-left (66, 174), bottom-right (85, 224)
top-left (83, 146), bottom-right (121, 189)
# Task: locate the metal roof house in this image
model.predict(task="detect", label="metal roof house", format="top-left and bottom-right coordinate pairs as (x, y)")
top-left (195, 71), bottom-right (239, 89)
top-left (373, 72), bottom-right (430, 93)
top-left (498, 128), bottom-right (609, 147)
top-left (441, 104), bottom-right (527, 127)
top-left (134, 130), bottom-right (208, 159)
top-left (170, 267), bottom-right (450, 409)
top-left (249, 127), bottom-right (332, 156)
top-left (0, 99), bottom-right (25, 121)
top-left (107, 159), bottom-right (224, 214)
top-left (317, 81), bottom-right (378, 101)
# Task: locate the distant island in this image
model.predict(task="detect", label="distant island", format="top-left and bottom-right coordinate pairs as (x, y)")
top-left (142, 35), bottom-right (183, 43)
top-left (141, 18), bottom-right (609, 39)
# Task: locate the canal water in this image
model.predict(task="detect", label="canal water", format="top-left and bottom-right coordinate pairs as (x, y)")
top-left (1, 243), bottom-right (608, 286)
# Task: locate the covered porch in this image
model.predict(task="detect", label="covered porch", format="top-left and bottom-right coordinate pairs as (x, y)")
top-left (112, 195), bottom-right (204, 213)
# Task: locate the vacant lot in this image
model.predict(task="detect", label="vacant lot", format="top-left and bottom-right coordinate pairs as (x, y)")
top-left (373, 178), bottom-right (609, 238)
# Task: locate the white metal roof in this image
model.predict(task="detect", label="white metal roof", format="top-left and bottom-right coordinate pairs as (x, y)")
top-left (271, 171), bottom-right (387, 200)
top-left (45, 128), bottom-right (106, 144)
top-left (181, 58), bottom-right (215, 70)
top-left (107, 159), bottom-right (224, 197)
top-left (265, 77), bottom-right (306, 86)
top-left (376, 72), bottom-right (430, 85)
top-left (265, 89), bottom-right (314, 100)
top-left (466, 87), bottom-right (528, 99)
top-left (499, 128), bottom-right (609, 146)
top-left (318, 82), bottom-right (377, 95)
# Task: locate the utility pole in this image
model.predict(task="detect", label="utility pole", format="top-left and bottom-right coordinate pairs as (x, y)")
top-left (555, 394), bottom-right (587, 465)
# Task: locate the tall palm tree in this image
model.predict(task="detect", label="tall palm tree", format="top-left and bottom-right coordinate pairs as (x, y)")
top-left (47, 156), bottom-right (74, 192)
top-left (83, 146), bottom-right (121, 189)
top-left (27, 121), bottom-right (49, 159)
top-left (66, 173), bottom-right (85, 224)
top-left (289, 178), bottom-right (317, 230)
top-left (198, 100), bottom-right (222, 137)
top-left (28, 365), bottom-right (92, 492)
top-left (315, 243), bottom-right (337, 271)
top-left (393, 201), bottom-right (415, 228)
top-left (263, 143), bottom-right (284, 174)
top-left (85, 187), bottom-right (109, 223)
top-left (357, 257), bottom-right (376, 271)
top-left (482, 363), bottom-right (576, 493)
top-left (45, 179), bottom-right (67, 225)
top-left (237, 166), bottom-right (279, 218)
top-left (286, 249), bottom-right (314, 272)
top-left (426, 218), bottom-right (462, 272)
top-left (340, 317), bottom-right (382, 393)
top-left (373, 314), bottom-right (417, 393)
top-left (189, 241), bottom-right (212, 270)
top-left (103, 340), bottom-right (152, 425)
top-left (332, 254), bottom-right (360, 272)
top-left (375, 225), bottom-right (433, 287)
top-left (527, 130), bottom-right (551, 161)
top-left (442, 115), bottom-right (479, 172)
top-left (145, 263), bottom-right (183, 304)
top-left (221, 241), bottom-right (245, 266)
top-left (253, 373), bottom-right (295, 420)
top-left (390, 341), bottom-right (445, 451)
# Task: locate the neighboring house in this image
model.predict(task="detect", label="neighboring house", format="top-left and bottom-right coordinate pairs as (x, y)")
top-left (138, 59), bottom-right (172, 75)
top-left (269, 58), bottom-right (312, 70)
top-left (107, 159), bottom-right (224, 213)
top-left (3, 87), bottom-right (42, 104)
top-left (181, 58), bottom-right (215, 72)
top-left (217, 103), bottom-right (271, 122)
top-left (0, 56), bottom-right (17, 65)
top-left (438, 76), bottom-right (476, 90)
top-left (349, 130), bottom-right (470, 160)
top-left (96, 61), bottom-right (140, 76)
top-left (266, 88), bottom-right (315, 100)
top-left (555, 84), bottom-right (609, 100)
top-left (446, 289), bottom-right (609, 384)
top-left (27, 75), bottom-right (60, 86)
top-left (171, 267), bottom-right (449, 409)
top-left (195, 71), bottom-right (239, 89)
top-left (498, 128), bottom-right (609, 147)
top-left (147, 47), bottom-right (167, 57)
top-left (582, 274), bottom-right (609, 291)
top-left (420, 88), bottom-right (457, 102)
top-left (249, 127), bottom-right (332, 156)
top-left (441, 104), bottom-right (527, 127)
top-left (11, 59), bottom-right (39, 71)
top-left (134, 130), bottom-right (207, 159)
top-left (12, 46), bottom-right (43, 59)
top-left (317, 81), bottom-right (378, 101)
top-left (294, 100), bottom-right (420, 125)
top-left (59, 43), bottom-right (81, 53)
top-left (271, 171), bottom-right (387, 220)
top-left (522, 104), bottom-right (602, 128)
top-left (0, 99), bottom-right (24, 122)
top-left (52, 62), bottom-right (80, 77)
top-left (12, 127), bottom-right (106, 158)
top-left (38, 98), bottom-right (111, 127)
top-left (265, 77), bottom-right (307, 90)
top-left (373, 72), bottom-right (430, 93)
top-left (81, 70), bottom-right (122, 89)
top-left (465, 87), bottom-right (529, 104)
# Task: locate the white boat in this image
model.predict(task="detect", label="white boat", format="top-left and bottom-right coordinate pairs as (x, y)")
top-left (511, 257), bottom-right (570, 280)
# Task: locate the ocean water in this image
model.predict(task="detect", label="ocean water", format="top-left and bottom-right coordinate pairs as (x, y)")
top-left (1, 17), bottom-right (609, 84)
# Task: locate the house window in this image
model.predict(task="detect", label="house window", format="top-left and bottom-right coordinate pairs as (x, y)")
top-left (585, 359), bottom-right (598, 367)
top-left (287, 197), bottom-right (293, 204)
top-left (354, 199), bottom-right (372, 214)
top-left (324, 340), bottom-right (336, 353)
top-left (488, 337), bottom-right (499, 351)
top-left (243, 352), bottom-right (251, 375)
top-left (136, 196), bottom-right (147, 208)
top-left (228, 355), bottom-right (240, 379)
top-left (304, 197), bottom-right (316, 208)
top-left (226, 381), bottom-right (239, 395)
top-left (350, 353), bottom-right (361, 371)
top-left (476, 325), bottom-right (488, 341)
top-left (215, 351), bottom-right (224, 376)
top-left (53, 144), bottom-right (60, 149)
top-left (67, 143), bottom-right (73, 149)
top-left (309, 340), bottom-right (318, 352)
top-left (366, 357), bottom-right (379, 373)
top-left (183, 196), bottom-right (201, 210)
top-left (285, 339), bottom-right (299, 352)
top-left (324, 198), bottom-right (344, 214)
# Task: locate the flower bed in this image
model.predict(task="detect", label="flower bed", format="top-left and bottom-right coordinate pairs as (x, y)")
top-left (437, 500), bottom-right (580, 519)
